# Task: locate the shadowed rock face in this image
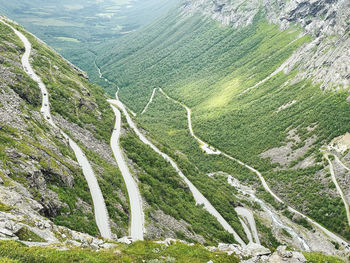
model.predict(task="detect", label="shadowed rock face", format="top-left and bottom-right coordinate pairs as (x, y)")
top-left (182, 0), bottom-right (350, 90)
top-left (267, 0), bottom-right (350, 37)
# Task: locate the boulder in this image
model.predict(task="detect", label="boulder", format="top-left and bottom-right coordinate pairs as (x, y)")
top-left (0, 227), bottom-right (15, 237)
top-left (242, 242), bottom-right (271, 257)
top-left (118, 236), bottom-right (134, 245)
top-left (100, 243), bottom-right (118, 249)
top-left (220, 243), bottom-right (242, 256)
top-left (66, 240), bottom-right (82, 247)
top-left (268, 246), bottom-right (306, 263)
top-left (4, 221), bottom-right (14, 231)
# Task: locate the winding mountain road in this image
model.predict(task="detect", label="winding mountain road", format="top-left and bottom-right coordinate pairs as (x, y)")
top-left (108, 103), bottom-right (145, 240)
top-left (109, 97), bottom-right (246, 246)
top-left (235, 207), bottom-right (260, 244)
top-left (159, 89), bottom-right (221, 155)
top-left (1, 19), bottom-right (112, 239)
top-left (7, 15), bottom-right (348, 249)
top-left (159, 88), bottom-right (350, 249)
top-left (237, 216), bottom-right (253, 243)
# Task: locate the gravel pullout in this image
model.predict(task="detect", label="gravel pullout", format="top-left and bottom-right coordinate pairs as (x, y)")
top-left (0, 19), bottom-right (112, 239)
top-left (109, 97), bottom-right (246, 246)
top-left (109, 103), bottom-right (145, 240)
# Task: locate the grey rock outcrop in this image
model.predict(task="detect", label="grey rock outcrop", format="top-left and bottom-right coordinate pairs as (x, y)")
top-left (243, 243), bottom-right (271, 257)
top-left (209, 242), bottom-right (271, 258)
top-left (181, 0), bottom-right (350, 90)
top-left (234, 245), bottom-right (307, 262)
top-left (145, 209), bottom-right (205, 244)
top-left (268, 246), bottom-right (306, 263)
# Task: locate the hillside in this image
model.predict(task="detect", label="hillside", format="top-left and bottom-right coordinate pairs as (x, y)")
top-left (0, 0), bottom-right (350, 261)
top-left (0, 0), bottom-right (178, 86)
top-left (0, 15), bottom-right (251, 246)
top-left (94, 0), bottom-right (350, 256)
top-left (0, 13), bottom-right (319, 263)
top-left (0, 16), bottom-right (131, 239)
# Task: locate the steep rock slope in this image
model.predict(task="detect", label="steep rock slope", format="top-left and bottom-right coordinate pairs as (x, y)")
top-left (0, 17), bottom-right (129, 238)
top-left (95, 0), bottom-right (350, 251)
top-left (183, 0), bottom-right (350, 89)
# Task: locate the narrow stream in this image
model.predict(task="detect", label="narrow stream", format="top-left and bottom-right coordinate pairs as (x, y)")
top-left (227, 175), bottom-right (309, 250)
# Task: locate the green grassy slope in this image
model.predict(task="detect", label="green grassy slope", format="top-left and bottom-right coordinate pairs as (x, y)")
top-left (0, 240), bottom-right (240, 263)
top-left (96, 11), bottom-right (309, 106)
top-left (95, 8), bottom-right (350, 241)
top-left (0, 240), bottom-right (345, 263)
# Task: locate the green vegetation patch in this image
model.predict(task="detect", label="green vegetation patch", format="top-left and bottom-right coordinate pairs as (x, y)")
top-left (0, 202), bottom-right (12, 212)
top-left (120, 124), bottom-right (246, 245)
top-left (0, 240), bottom-right (240, 263)
top-left (303, 252), bottom-right (345, 263)
top-left (15, 227), bottom-right (45, 242)
top-left (0, 257), bottom-right (20, 263)
top-left (54, 37), bottom-right (80, 43)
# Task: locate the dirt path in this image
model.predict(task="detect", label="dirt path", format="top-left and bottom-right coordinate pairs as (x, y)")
top-left (141, 88), bottom-right (157, 114)
top-left (159, 89), bottom-right (221, 155)
top-left (238, 36), bottom-right (305, 96)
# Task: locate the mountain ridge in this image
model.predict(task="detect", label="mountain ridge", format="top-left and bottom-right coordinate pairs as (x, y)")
top-left (181, 0), bottom-right (350, 89)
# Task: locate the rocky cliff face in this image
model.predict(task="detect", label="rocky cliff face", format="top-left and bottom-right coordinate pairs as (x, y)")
top-left (182, 0), bottom-right (350, 90)
top-left (182, 0), bottom-right (349, 36)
